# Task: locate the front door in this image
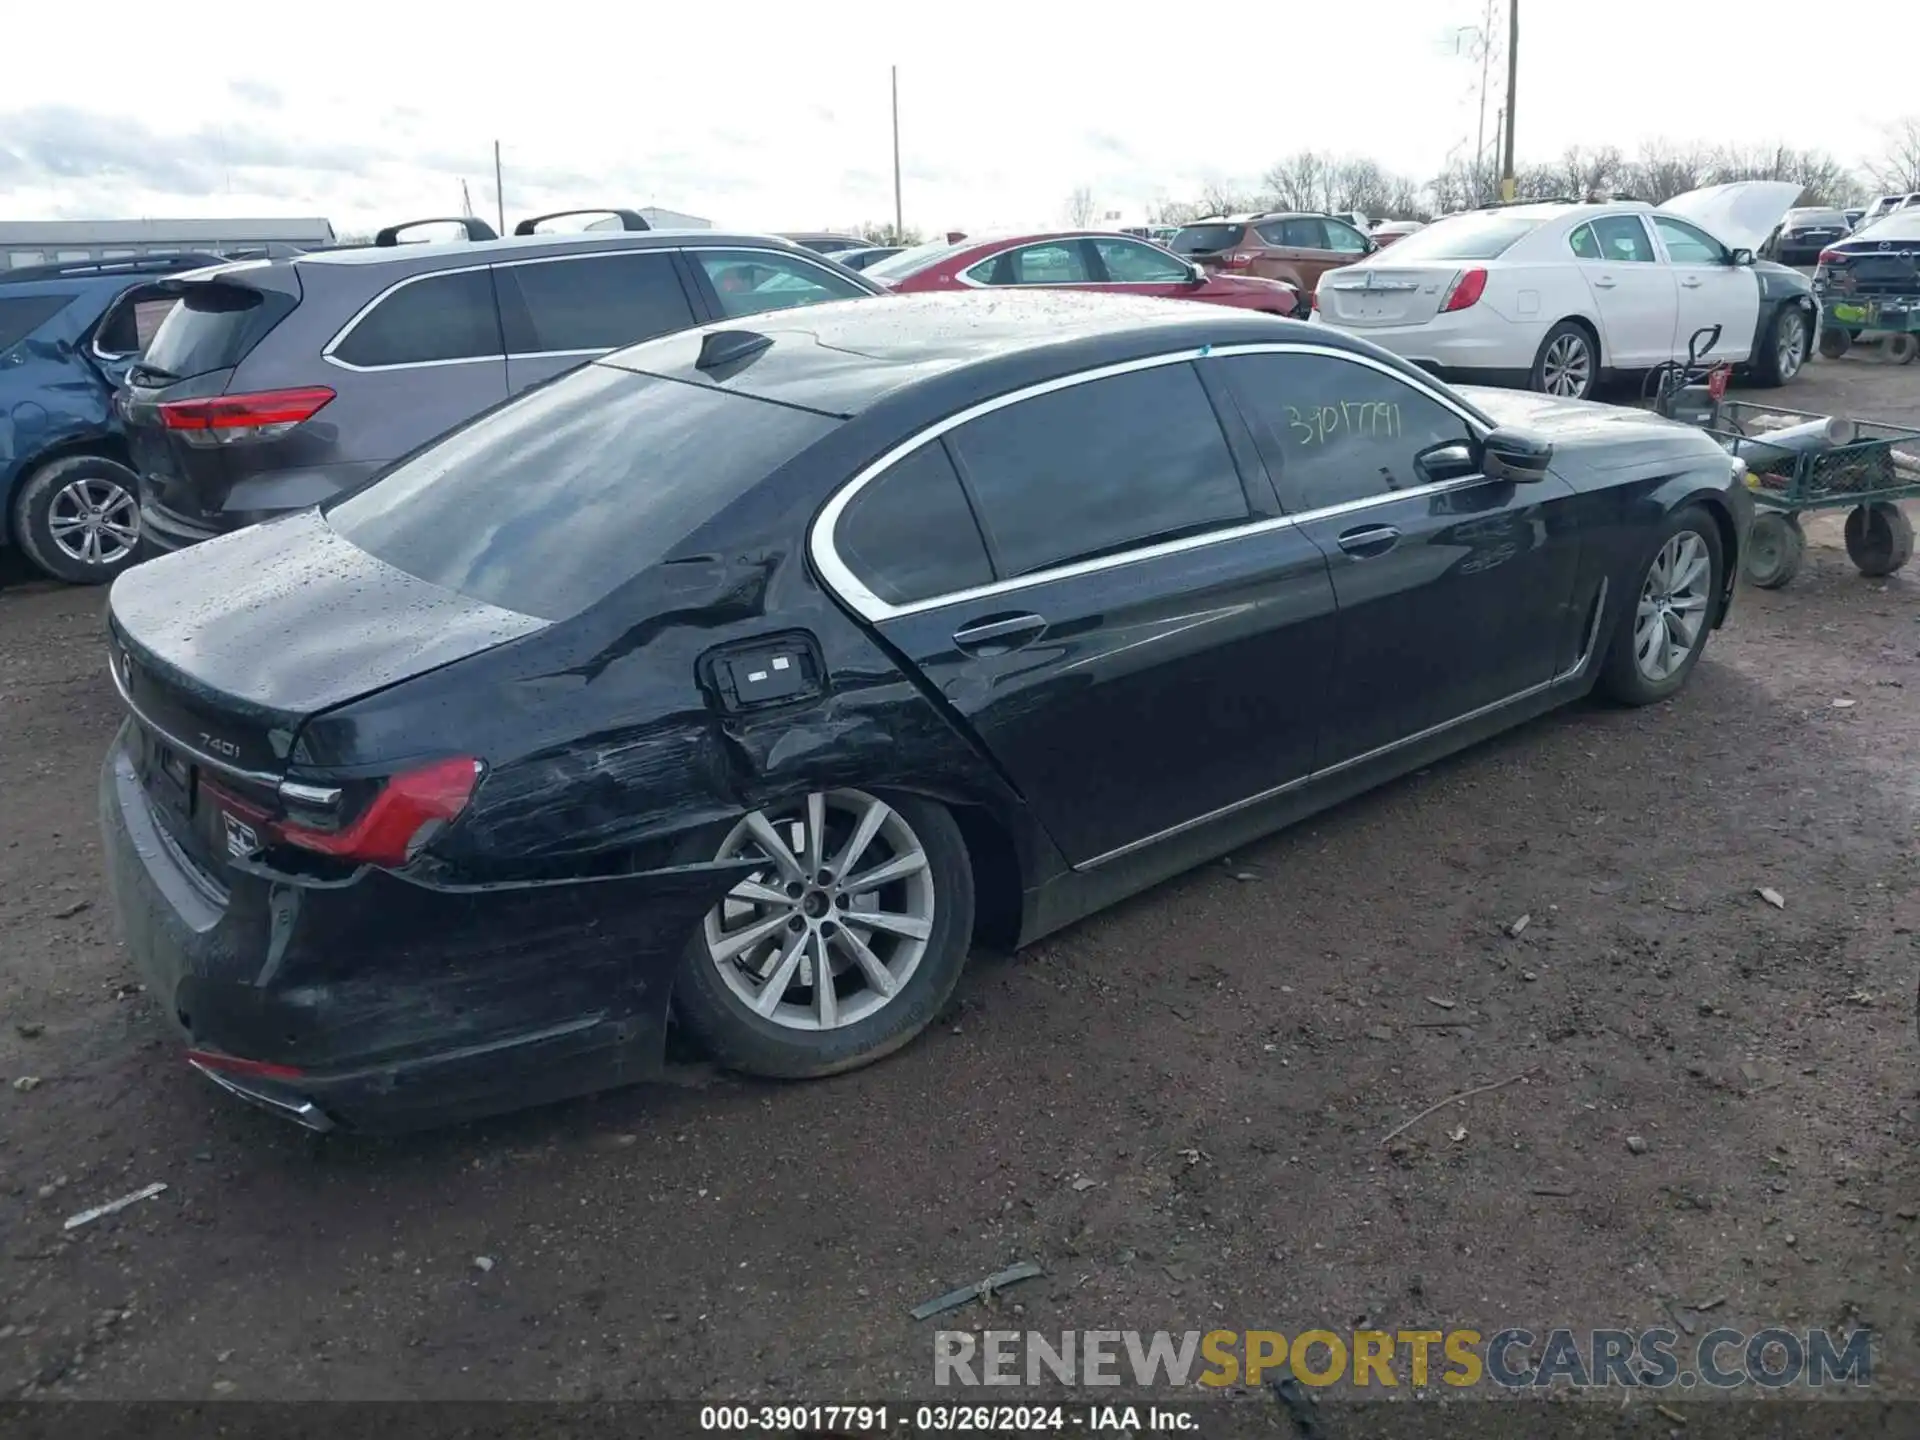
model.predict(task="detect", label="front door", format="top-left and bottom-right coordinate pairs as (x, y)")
top-left (822, 359), bottom-right (1338, 866)
top-left (1650, 214), bottom-right (1758, 363)
top-left (1210, 348), bottom-right (1584, 766)
top-left (1569, 214), bottom-right (1679, 368)
top-left (1085, 235), bottom-right (1201, 299)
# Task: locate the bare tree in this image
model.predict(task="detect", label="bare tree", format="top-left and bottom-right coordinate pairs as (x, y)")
top-left (859, 222), bottom-right (924, 246)
top-left (1065, 186), bottom-right (1098, 228)
top-left (1197, 177), bottom-right (1257, 218)
top-left (1864, 116), bottom-right (1920, 194)
top-left (1622, 139), bottom-right (1713, 202)
top-left (1151, 198), bottom-right (1208, 226)
top-left (1558, 145), bottom-right (1623, 199)
top-left (1262, 151), bottom-right (1332, 212)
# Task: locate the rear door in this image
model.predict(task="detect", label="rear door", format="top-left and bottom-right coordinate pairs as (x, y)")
top-left (1084, 236), bottom-right (1195, 298)
top-left (1251, 217), bottom-right (1327, 284)
top-left (1213, 347), bottom-right (1583, 764)
top-left (495, 249), bottom-right (701, 394)
top-left (1568, 215), bottom-right (1678, 367)
top-left (1650, 214), bottom-right (1756, 362)
top-left (822, 359), bottom-right (1338, 866)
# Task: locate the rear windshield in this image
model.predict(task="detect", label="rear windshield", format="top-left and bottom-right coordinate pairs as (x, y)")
top-left (142, 281), bottom-right (290, 380)
top-left (1852, 210), bottom-right (1920, 243)
top-left (0, 292), bottom-right (74, 352)
top-left (863, 240), bottom-right (974, 281)
top-left (1169, 224), bottom-right (1244, 255)
top-left (1369, 213), bottom-right (1543, 262)
top-left (326, 364), bottom-right (839, 621)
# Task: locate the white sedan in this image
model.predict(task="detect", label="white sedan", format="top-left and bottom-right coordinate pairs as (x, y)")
top-left (1313, 182), bottom-right (1818, 399)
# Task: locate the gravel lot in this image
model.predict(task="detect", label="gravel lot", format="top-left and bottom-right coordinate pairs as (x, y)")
top-left (2, 353), bottom-right (1917, 1412)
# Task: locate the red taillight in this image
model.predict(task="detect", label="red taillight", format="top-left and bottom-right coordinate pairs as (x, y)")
top-left (158, 387), bottom-right (335, 447)
top-left (1225, 252), bottom-right (1255, 267)
top-left (272, 757), bottom-right (481, 868)
top-left (186, 1049), bottom-right (305, 1081)
top-left (1440, 267), bottom-right (1488, 313)
top-left (1816, 249), bottom-right (1843, 266)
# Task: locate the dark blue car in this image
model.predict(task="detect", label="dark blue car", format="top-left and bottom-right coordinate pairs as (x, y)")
top-left (1, 255), bottom-right (223, 583)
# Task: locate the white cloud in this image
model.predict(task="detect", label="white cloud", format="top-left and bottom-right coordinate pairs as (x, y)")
top-left (2, 1), bottom-right (1915, 234)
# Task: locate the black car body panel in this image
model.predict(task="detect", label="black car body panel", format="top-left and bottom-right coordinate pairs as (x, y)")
top-left (98, 292), bottom-right (1752, 1130)
top-left (1744, 260), bottom-right (1820, 368)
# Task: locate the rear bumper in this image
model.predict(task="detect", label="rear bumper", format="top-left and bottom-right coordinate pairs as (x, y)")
top-left (1311, 312), bottom-right (1542, 382)
top-left (138, 501), bottom-right (226, 554)
top-left (98, 724), bottom-right (744, 1132)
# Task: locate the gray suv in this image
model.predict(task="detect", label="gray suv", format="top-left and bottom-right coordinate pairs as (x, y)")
top-left (122, 227), bottom-right (882, 553)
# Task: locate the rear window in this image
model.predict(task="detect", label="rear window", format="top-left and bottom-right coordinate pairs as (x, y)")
top-left (143, 282), bottom-right (290, 380)
top-left (864, 241), bottom-right (975, 281)
top-left (1370, 213), bottom-right (1543, 262)
top-left (326, 364), bottom-right (838, 621)
top-left (0, 293), bottom-right (73, 351)
top-left (1170, 224), bottom-right (1245, 255)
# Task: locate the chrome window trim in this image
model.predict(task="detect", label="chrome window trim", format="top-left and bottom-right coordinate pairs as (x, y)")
top-left (809, 341), bottom-right (1489, 623)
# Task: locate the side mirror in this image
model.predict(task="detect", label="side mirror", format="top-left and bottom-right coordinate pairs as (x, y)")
top-left (1414, 439), bottom-right (1479, 484)
top-left (1729, 248), bottom-right (1755, 267)
top-left (1480, 427), bottom-right (1554, 483)
top-left (1187, 262), bottom-right (1209, 285)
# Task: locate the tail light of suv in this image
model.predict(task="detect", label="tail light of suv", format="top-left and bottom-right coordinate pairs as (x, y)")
top-left (158, 386), bottom-right (335, 447)
top-left (1224, 251), bottom-right (1258, 268)
top-left (1440, 267), bottom-right (1488, 313)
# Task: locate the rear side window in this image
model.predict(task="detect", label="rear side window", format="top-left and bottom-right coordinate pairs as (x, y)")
top-left (1588, 215), bottom-right (1656, 263)
top-left (331, 269), bottom-right (502, 368)
top-left (143, 281), bottom-right (292, 380)
top-left (837, 442), bottom-right (993, 605)
top-left (947, 363), bottom-right (1248, 578)
top-left (497, 252), bottom-right (696, 353)
top-left (1258, 219), bottom-right (1325, 249)
top-left (1170, 224), bottom-right (1244, 255)
top-left (326, 364), bottom-right (837, 620)
top-left (691, 250), bottom-right (867, 319)
top-left (0, 293), bottom-right (73, 351)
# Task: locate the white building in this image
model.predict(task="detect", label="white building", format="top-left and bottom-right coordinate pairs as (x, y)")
top-left (0, 217), bottom-right (336, 268)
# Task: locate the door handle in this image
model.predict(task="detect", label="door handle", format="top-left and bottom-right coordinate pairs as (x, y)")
top-left (951, 612), bottom-right (1047, 655)
top-left (1335, 524), bottom-right (1400, 558)
top-left (1680, 277), bottom-right (1703, 288)
top-left (1592, 277), bottom-right (1617, 289)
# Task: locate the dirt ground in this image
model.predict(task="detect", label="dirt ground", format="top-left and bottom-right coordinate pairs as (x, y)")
top-left (2, 353), bottom-right (1918, 1416)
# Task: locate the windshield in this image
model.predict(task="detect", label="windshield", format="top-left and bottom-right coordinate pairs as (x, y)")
top-left (1368, 213), bottom-right (1543, 261)
top-left (1169, 224), bottom-right (1244, 255)
top-left (327, 365), bottom-right (839, 621)
top-left (864, 241), bottom-right (975, 281)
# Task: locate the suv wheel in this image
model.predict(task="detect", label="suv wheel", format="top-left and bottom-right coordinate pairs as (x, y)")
top-left (11, 456), bottom-right (144, 585)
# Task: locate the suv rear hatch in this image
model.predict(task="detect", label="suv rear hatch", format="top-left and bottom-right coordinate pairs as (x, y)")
top-left (120, 264), bottom-right (308, 536)
top-left (1170, 223), bottom-right (1250, 267)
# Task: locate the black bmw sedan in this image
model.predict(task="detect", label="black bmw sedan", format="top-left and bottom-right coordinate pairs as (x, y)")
top-left (99, 291), bottom-right (1752, 1131)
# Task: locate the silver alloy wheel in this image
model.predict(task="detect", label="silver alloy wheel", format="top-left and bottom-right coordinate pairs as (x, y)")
top-left (1776, 308), bottom-right (1807, 380)
top-left (47, 476), bottom-right (140, 566)
top-left (703, 789), bottom-right (935, 1032)
top-left (1633, 530), bottom-right (1712, 682)
top-left (1541, 332), bottom-right (1593, 397)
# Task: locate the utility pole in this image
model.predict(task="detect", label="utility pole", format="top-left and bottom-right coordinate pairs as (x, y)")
top-left (891, 67), bottom-right (903, 243)
top-left (1475, 0), bottom-right (1494, 171)
top-left (1499, 0), bottom-right (1518, 202)
top-left (493, 141), bottom-right (506, 235)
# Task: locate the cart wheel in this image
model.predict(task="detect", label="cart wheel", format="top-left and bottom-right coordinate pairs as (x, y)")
top-left (1818, 327), bottom-right (1851, 360)
top-left (1746, 512), bottom-right (1805, 589)
top-left (1887, 333), bottom-right (1920, 365)
top-left (1844, 502), bottom-right (1916, 577)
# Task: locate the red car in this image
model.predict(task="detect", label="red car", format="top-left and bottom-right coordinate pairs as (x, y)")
top-left (862, 230), bottom-right (1304, 317)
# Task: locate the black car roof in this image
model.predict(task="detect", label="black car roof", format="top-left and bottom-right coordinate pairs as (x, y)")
top-left (294, 229), bottom-right (821, 270)
top-left (598, 290), bottom-right (1357, 418)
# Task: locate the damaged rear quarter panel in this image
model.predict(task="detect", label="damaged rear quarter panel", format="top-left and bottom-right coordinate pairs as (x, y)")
top-left (292, 424), bottom-right (1060, 889)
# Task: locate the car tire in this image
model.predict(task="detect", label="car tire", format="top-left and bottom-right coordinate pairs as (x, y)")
top-left (1530, 321), bottom-right (1597, 399)
top-left (673, 788), bottom-right (975, 1080)
top-left (1843, 501), bottom-right (1915, 577)
top-left (1596, 504), bottom-right (1725, 706)
top-left (9, 455), bottom-right (144, 586)
top-left (1752, 302), bottom-right (1811, 386)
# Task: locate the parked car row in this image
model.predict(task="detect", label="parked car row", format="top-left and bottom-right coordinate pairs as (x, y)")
top-left (98, 287), bottom-right (1755, 1130)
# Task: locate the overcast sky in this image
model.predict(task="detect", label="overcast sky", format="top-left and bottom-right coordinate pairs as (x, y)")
top-left (3, 2), bottom-right (1917, 236)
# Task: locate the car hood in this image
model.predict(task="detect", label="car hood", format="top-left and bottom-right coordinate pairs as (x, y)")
top-left (1458, 387), bottom-right (1736, 471)
top-left (1660, 181), bottom-right (1804, 253)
